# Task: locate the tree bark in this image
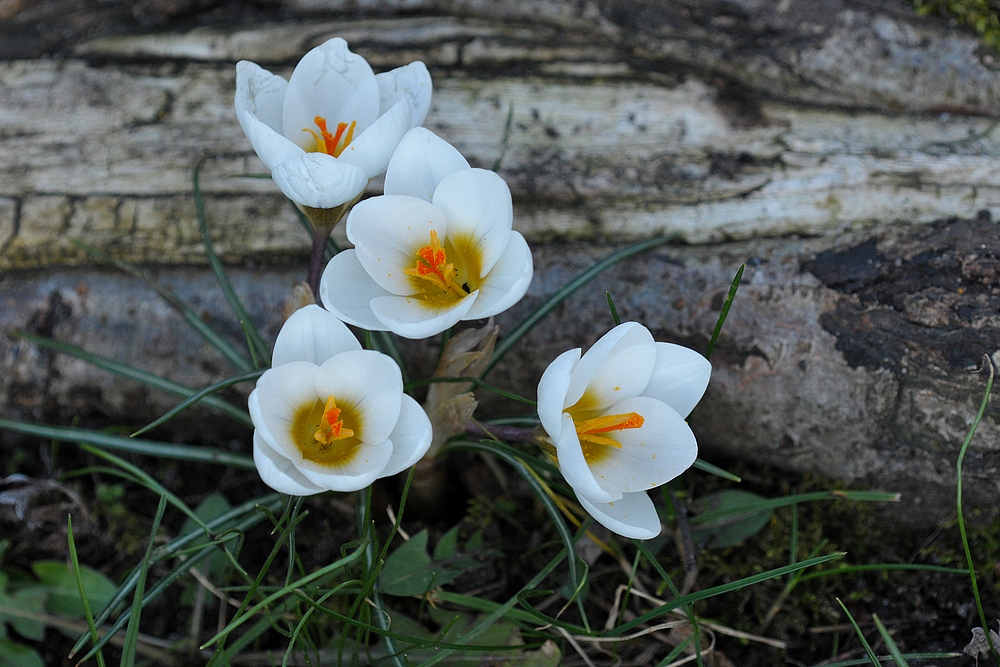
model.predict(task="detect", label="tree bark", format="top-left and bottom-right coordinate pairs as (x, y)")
top-left (2, 0), bottom-right (999, 523)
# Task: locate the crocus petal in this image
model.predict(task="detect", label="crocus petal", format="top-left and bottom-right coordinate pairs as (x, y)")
top-left (282, 37), bottom-right (379, 148)
top-left (376, 61), bottom-right (432, 127)
top-left (253, 432), bottom-right (325, 496)
top-left (432, 168), bottom-right (513, 277)
top-left (235, 61), bottom-right (287, 136)
top-left (536, 348), bottom-right (581, 443)
top-left (576, 491), bottom-right (661, 539)
top-left (565, 322), bottom-right (655, 411)
top-left (555, 413), bottom-right (619, 504)
top-left (383, 127), bottom-right (470, 201)
top-left (464, 231), bottom-right (533, 320)
top-left (337, 99), bottom-right (411, 180)
top-left (369, 292), bottom-right (479, 339)
top-left (249, 362), bottom-right (320, 462)
top-left (271, 152), bottom-right (369, 208)
top-left (272, 304), bottom-right (361, 367)
top-left (320, 250), bottom-right (393, 330)
top-left (585, 396), bottom-right (697, 494)
top-left (239, 110), bottom-right (304, 172)
top-left (296, 438), bottom-right (393, 492)
top-left (642, 343), bottom-right (712, 419)
top-left (347, 194), bottom-right (448, 295)
top-left (314, 350), bottom-right (403, 446)
top-left (380, 394), bottom-right (433, 476)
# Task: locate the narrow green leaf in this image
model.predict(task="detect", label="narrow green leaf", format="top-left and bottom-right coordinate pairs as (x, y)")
top-left (0, 418), bottom-right (255, 469)
top-left (485, 235), bottom-right (678, 376)
top-left (68, 515), bottom-right (107, 667)
top-left (689, 490), bottom-right (900, 525)
top-left (193, 161), bottom-right (271, 367)
top-left (70, 238), bottom-right (252, 372)
top-left (706, 264), bottom-right (745, 360)
top-left (120, 494), bottom-right (168, 667)
top-left (796, 563), bottom-right (967, 583)
top-left (836, 598), bottom-right (881, 666)
top-left (692, 458), bottom-right (742, 482)
top-left (15, 332), bottom-right (251, 428)
top-left (132, 370), bottom-right (262, 436)
top-left (872, 614), bottom-right (910, 667)
top-left (815, 653), bottom-right (962, 667)
top-left (611, 552), bottom-right (845, 636)
top-left (404, 376), bottom-right (536, 405)
top-left (606, 291), bottom-right (621, 326)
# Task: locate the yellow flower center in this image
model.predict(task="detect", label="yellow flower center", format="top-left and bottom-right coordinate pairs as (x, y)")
top-left (288, 395), bottom-right (361, 465)
top-left (403, 230), bottom-right (480, 304)
top-left (567, 392), bottom-right (645, 465)
top-left (303, 116), bottom-right (356, 158)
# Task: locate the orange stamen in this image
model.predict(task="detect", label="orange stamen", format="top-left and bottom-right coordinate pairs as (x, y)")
top-left (314, 395), bottom-right (355, 446)
top-left (404, 230), bottom-right (469, 299)
top-left (574, 412), bottom-right (644, 448)
top-left (303, 116), bottom-right (357, 158)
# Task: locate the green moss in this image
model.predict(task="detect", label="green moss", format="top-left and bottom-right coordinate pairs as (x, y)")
top-left (914, 0), bottom-right (1000, 49)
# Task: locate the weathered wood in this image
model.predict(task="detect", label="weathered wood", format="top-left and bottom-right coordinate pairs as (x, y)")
top-left (3, 0), bottom-right (1000, 523)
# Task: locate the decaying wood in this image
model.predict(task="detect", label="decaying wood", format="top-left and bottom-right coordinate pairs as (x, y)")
top-left (2, 0), bottom-right (1000, 523)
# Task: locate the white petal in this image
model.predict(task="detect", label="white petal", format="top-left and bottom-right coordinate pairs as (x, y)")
top-left (586, 397), bottom-right (697, 493)
top-left (376, 61), bottom-right (432, 127)
top-left (384, 128), bottom-right (470, 201)
top-left (380, 394), bottom-right (433, 476)
top-left (347, 194), bottom-right (448, 295)
top-left (253, 432), bottom-right (325, 496)
top-left (432, 169), bottom-right (513, 276)
top-left (536, 348), bottom-right (580, 443)
top-left (314, 350), bottom-right (403, 445)
top-left (465, 231), bottom-right (533, 319)
top-left (272, 304), bottom-right (361, 367)
top-left (240, 109), bottom-right (303, 172)
top-left (642, 343), bottom-right (712, 419)
top-left (235, 61), bottom-right (287, 136)
top-left (249, 362), bottom-right (320, 462)
top-left (370, 292), bottom-right (478, 340)
top-left (576, 491), bottom-right (662, 540)
top-left (337, 99), bottom-right (411, 180)
top-left (565, 323), bottom-right (655, 411)
top-left (282, 37), bottom-right (379, 147)
top-left (271, 152), bottom-right (369, 208)
top-left (297, 438), bottom-right (393, 492)
top-left (555, 414), bottom-right (618, 504)
top-left (320, 250), bottom-right (393, 330)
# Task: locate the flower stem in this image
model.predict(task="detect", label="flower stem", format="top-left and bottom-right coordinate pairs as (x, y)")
top-left (307, 225), bottom-right (329, 303)
top-left (464, 421), bottom-right (540, 442)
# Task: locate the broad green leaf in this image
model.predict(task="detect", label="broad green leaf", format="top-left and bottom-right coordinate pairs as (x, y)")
top-left (0, 587), bottom-right (47, 641)
top-left (0, 638), bottom-right (44, 667)
top-left (379, 530), bottom-right (472, 597)
top-left (31, 561), bottom-right (116, 618)
top-left (690, 489), bottom-right (774, 548)
top-left (434, 526), bottom-right (460, 561)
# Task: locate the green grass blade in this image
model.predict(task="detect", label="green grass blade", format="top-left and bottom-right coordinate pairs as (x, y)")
top-left (796, 563), bottom-right (967, 583)
top-left (72, 494), bottom-right (282, 662)
top-left (706, 264), bottom-right (744, 360)
top-left (68, 515), bottom-right (107, 667)
top-left (692, 458), bottom-right (741, 482)
top-left (120, 494), bottom-right (168, 667)
top-left (0, 418), bottom-right (255, 469)
top-left (484, 235), bottom-right (678, 376)
top-left (815, 653), bottom-right (962, 667)
top-left (611, 552), bottom-right (845, 636)
top-left (689, 490), bottom-right (900, 525)
top-left (404, 376), bottom-right (536, 405)
top-left (132, 370), bottom-right (262, 436)
top-left (956, 359), bottom-right (997, 661)
top-left (606, 291), bottom-right (622, 326)
top-left (836, 598), bottom-right (881, 666)
top-left (446, 439), bottom-right (584, 621)
top-left (872, 614), bottom-right (909, 667)
top-left (70, 238), bottom-right (252, 372)
top-left (193, 161), bottom-right (271, 367)
top-left (16, 332), bottom-right (252, 428)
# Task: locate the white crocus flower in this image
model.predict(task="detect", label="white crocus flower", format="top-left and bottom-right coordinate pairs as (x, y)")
top-left (320, 128), bottom-right (533, 339)
top-left (235, 38), bottom-right (432, 210)
top-left (248, 305), bottom-right (432, 495)
top-left (536, 322), bottom-right (711, 539)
